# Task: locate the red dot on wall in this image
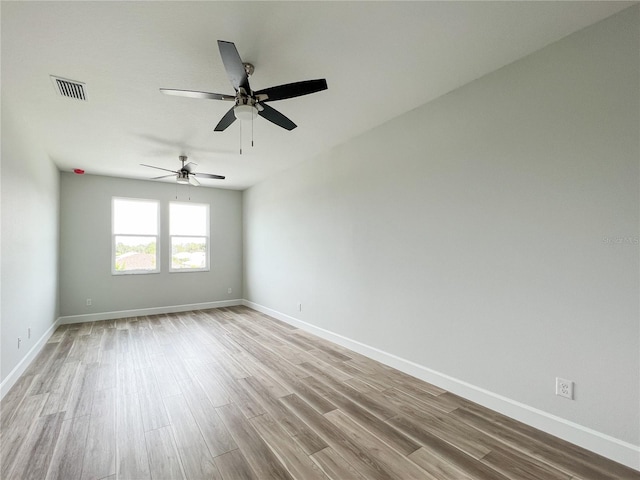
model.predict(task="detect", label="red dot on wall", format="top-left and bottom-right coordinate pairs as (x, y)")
top-left (73, 169), bottom-right (85, 175)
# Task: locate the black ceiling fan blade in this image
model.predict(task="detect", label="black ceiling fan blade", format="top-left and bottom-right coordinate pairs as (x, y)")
top-left (140, 164), bottom-right (178, 174)
top-left (194, 172), bottom-right (226, 180)
top-left (217, 40), bottom-right (251, 93)
top-left (257, 103), bottom-right (297, 130)
top-left (159, 88), bottom-right (235, 101)
top-left (255, 79), bottom-right (328, 102)
top-left (214, 107), bottom-right (237, 131)
top-left (150, 174), bottom-right (176, 180)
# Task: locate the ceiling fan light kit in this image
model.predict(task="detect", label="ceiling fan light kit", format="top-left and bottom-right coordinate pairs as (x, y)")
top-left (234, 104), bottom-right (258, 121)
top-left (176, 172), bottom-right (190, 184)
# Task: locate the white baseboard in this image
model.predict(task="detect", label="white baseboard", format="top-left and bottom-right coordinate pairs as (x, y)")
top-left (57, 299), bottom-right (243, 324)
top-left (243, 300), bottom-right (640, 471)
top-left (0, 317), bottom-right (63, 400)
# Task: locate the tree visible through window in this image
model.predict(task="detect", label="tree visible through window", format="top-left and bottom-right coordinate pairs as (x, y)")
top-left (112, 198), bottom-right (159, 274)
top-left (170, 202), bottom-right (209, 272)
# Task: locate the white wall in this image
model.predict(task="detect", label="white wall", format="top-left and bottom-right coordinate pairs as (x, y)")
top-left (244, 5), bottom-right (639, 464)
top-left (59, 173), bottom-right (242, 317)
top-left (1, 104), bottom-right (61, 384)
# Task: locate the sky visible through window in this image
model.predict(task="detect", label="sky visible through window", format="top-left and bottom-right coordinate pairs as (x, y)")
top-left (170, 203), bottom-right (207, 236)
top-left (114, 199), bottom-right (157, 235)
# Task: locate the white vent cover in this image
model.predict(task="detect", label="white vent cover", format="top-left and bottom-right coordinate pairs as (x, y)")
top-left (50, 76), bottom-right (87, 101)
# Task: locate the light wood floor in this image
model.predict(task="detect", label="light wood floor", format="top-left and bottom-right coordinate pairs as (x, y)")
top-left (1, 306), bottom-right (638, 480)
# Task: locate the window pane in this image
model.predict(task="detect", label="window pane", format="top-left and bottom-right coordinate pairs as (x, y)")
top-left (170, 203), bottom-right (207, 236)
top-left (114, 199), bottom-right (158, 235)
top-left (171, 237), bottom-right (206, 269)
top-left (114, 236), bottom-right (157, 271)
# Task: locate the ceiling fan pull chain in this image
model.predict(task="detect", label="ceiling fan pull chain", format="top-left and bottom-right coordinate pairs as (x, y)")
top-left (239, 120), bottom-right (243, 155)
top-left (251, 114), bottom-right (254, 147)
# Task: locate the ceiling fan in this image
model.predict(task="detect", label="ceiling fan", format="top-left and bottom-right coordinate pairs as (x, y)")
top-left (141, 155), bottom-right (225, 186)
top-left (160, 40), bottom-right (328, 132)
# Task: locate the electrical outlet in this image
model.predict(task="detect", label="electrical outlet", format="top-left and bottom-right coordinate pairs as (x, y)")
top-left (556, 377), bottom-right (574, 400)
top-left (17, 337), bottom-right (21, 349)
top-left (86, 298), bottom-right (92, 306)
top-left (298, 303), bottom-right (302, 312)
top-left (228, 288), bottom-right (232, 294)
top-left (28, 327), bottom-right (31, 339)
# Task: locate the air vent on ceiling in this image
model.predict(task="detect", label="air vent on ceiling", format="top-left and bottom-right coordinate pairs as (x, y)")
top-left (50, 76), bottom-right (87, 101)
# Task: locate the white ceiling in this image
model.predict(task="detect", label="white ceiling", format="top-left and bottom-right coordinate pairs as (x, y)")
top-left (2, 1), bottom-right (634, 190)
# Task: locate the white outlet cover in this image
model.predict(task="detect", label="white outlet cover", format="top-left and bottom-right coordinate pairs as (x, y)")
top-left (556, 377), bottom-right (574, 399)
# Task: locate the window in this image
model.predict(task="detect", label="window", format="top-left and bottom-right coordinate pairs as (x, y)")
top-left (112, 198), bottom-right (159, 274)
top-left (170, 202), bottom-right (209, 272)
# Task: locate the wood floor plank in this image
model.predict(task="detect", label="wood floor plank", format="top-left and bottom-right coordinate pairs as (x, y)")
top-left (144, 426), bottom-right (186, 480)
top-left (81, 388), bottom-right (116, 480)
top-left (8, 411), bottom-right (65, 480)
top-left (280, 393), bottom-right (404, 480)
top-left (481, 443), bottom-right (573, 480)
top-left (379, 385), bottom-right (455, 415)
top-left (67, 335), bottom-right (91, 363)
top-left (96, 349), bottom-right (117, 391)
top-left (297, 368), bottom-right (420, 456)
top-left (407, 446), bottom-right (474, 480)
top-left (150, 354), bottom-right (182, 397)
top-left (64, 362), bottom-right (99, 420)
top-left (217, 402), bottom-right (294, 480)
top-left (310, 447), bottom-right (368, 480)
top-left (30, 358), bottom-right (65, 395)
top-left (163, 393), bottom-right (221, 479)
top-left (1, 393), bottom-right (48, 479)
top-left (380, 390), bottom-right (492, 459)
top-left (190, 362), bottom-right (232, 407)
top-left (388, 414), bottom-right (511, 480)
top-left (237, 375), bottom-right (329, 455)
top-left (249, 412), bottom-right (330, 480)
top-left (82, 335), bottom-right (102, 365)
top-left (136, 366), bottom-right (170, 432)
top-left (48, 325), bottom-right (69, 344)
top-left (299, 361), bottom-right (395, 420)
top-left (324, 408), bottom-right (430, 480)
top-left (234, 352), bottom-right (293, 398)
top-left (116, 393), bottom-right (151, 479)
top-left (77, 322), bottom-right (93, 336)
top-left (178, 378), bottom-right (237, 457)
top-left (207, 362), bottom-right (266, 418)
top-left (215, 449), bottom-right (259, 480)
top-left (41, 360), bottom-right (81, 416)
top-left (0, 373), bottom-right (38, 431)
top-left (45, 414), bottom-right (90, 480)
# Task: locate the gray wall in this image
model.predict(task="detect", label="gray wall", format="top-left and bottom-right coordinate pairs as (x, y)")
top-left (1, 105), bottom-right (61, 382)
top-left (244, 7), bottom-right (639, 446)
top-left (60, 173), bottom-right (242, 317)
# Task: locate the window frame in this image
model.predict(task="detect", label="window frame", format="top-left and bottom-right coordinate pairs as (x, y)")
top-left (169, 201), bottom-right (210, 273)
top-left (111, 197), bottom-right (160, 275)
